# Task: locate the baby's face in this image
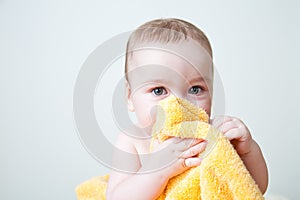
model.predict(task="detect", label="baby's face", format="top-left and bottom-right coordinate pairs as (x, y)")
top-left (126, 39), bottom-right (213, 129)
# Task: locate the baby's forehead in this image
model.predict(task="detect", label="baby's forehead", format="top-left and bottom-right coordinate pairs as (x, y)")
top-left (127, 40), bottom-right (213, 77)
top-left (126, 42), bottom-right (213, 89)
top-left (129, 49), bottom-right (190, 69)
top-left (127, 39), bottom-right (212, 68)
top-left (127, 64), bottom-right (211, 84)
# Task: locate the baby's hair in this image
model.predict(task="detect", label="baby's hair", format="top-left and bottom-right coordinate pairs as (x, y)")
top-left (125, 18), bottom-right (213, 79)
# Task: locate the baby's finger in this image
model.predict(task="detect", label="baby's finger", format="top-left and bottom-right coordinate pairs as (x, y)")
top-left (164, 137), bottom-right (182, 144)
top-left (180, 141), bottom-right (207, 158)
top-left (151, 137), bottom-right (182, 152)
top-left (151, 139), bottom-right (160, 149)
top-left (211, 116), bottom-right (234, 129)
top-left (184, 157), bottom-right (202, 167)
top-left (176, 138), bottom-right (204, 151)
top-left (223, 128), bottom-right (243, 141)
top-left (217, 121), bottom-right (239, 134)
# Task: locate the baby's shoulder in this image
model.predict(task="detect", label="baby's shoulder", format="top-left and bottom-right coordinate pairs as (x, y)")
top-left (114, 126), bottom-right (151, 154)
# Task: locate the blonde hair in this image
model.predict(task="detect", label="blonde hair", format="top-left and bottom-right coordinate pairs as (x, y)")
top-left (125, 18), bottom-right (213, 78)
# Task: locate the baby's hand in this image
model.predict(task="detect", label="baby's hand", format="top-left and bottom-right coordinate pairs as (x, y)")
top-left (150, 138), bottom-right (207, 178)
top-left (211, 116), bottom-right (254, 156)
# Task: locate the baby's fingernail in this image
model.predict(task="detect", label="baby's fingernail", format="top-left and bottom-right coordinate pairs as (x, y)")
top-left (195, 158), bottom-right (203, 166)
top-left (187, 158), bottom-right (202, 167)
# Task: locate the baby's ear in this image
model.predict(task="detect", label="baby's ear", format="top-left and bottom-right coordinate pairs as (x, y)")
top-left (125, 81), bottom-right (134, 112)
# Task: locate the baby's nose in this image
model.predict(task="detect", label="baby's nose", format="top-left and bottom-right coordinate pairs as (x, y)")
top-left (170, 90), bottom-right (184, 99)
top-left (170, 91), bottom-right (198, 105)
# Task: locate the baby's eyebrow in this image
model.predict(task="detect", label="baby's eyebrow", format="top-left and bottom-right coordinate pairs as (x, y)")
top-left (138, 77), bottom-right (211, 86)
top-left (189, 76), bottom-right (211, 84)
top-left (139, 79), bottom-right (171, 85)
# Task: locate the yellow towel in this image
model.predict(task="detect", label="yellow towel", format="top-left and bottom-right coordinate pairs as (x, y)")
top-left (76, 96), bottom-right (264, 200)
top-left (76, 175), bottom-right (109, 200)
top-left (153, 96), bottom-right (264, 200)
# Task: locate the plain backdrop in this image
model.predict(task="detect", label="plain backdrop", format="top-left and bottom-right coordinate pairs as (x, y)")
top-left (1, 0), bottom-right (299, 199)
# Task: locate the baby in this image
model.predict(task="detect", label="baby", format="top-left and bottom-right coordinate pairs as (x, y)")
top-left (106, 18), bottom-right (268, 199)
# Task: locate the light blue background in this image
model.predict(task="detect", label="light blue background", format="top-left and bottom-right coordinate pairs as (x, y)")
top-left (0, 0), bottom-right (299, 199)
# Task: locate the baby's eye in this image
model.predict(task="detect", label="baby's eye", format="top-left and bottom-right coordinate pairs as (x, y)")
top-left (152, 87), bottom-right (167, 96)
top-left (188, 86), bottom-right (202, 95)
